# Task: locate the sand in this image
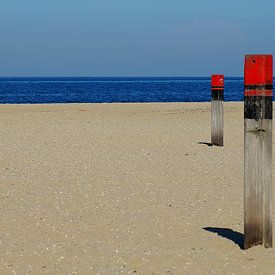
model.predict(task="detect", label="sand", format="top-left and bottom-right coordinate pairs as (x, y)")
top-left (0, 102), bottom-right (275, 274)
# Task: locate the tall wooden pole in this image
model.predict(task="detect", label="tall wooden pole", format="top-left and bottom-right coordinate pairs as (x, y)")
top-left (244, 54), bottom-right (273, 249)
top-left (211, 75), bottom-right (224, 146)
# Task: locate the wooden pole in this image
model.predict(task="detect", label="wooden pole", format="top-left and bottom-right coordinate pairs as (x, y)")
top-left (244, 54), bottom-right (273, 249)
top-left (211, 75), bottom-right (224, 146)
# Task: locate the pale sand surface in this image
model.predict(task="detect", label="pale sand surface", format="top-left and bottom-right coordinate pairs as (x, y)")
top-left (0, 102), bottom-right (275, 274)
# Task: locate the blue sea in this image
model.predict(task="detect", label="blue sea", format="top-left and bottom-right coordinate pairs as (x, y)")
top-left (0, 76), bottom-right (256, 104)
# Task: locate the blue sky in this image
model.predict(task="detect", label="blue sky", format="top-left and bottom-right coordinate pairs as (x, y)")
top-left (0, 0), bottom-right (274, 76)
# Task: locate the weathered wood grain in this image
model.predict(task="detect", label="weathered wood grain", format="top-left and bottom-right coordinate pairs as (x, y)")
top-left (244, 118), bottom-right (272, 249)
top-left (211, 100), bottom-right (224, 146)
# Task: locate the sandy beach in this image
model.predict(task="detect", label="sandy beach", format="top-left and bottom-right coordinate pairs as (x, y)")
top-left (1, 102), bottom-right (275, 274)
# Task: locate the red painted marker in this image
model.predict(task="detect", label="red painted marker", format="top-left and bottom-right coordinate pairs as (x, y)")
top-left (211, 74), bottom-right (224, 100)
top-left (211, 74), bottom-right (224, 90)
top-left (245, 55), bottom-right (273, 97)
top-left (244, 55), bottom-right (273, 119)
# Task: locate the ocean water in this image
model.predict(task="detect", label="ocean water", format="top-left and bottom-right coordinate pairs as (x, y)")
top-left (0, 76), bottom-right (255, 104)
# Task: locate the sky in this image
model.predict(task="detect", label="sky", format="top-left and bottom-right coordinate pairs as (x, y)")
top-left (0, 0), bottom-right (274, 76)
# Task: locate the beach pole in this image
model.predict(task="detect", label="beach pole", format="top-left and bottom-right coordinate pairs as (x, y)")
top-left (211, 74), bottom-right (224, 146)
top-left (244, 54), bottom-right (273, 249)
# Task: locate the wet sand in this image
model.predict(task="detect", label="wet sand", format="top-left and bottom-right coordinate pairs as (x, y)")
top-left (0, 102), bottom-right (275, 274)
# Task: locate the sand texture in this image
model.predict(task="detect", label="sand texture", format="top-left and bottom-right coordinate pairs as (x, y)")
top-left (1, 102), bottom-right (275, 274)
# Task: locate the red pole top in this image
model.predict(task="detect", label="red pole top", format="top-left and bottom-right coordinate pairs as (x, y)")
top-left (211, 75), bottom-right (224, 87)
top-left (245, 55), bottom-right (273, 85)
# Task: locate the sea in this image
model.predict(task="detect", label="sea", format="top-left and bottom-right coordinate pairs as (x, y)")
top-left (0, 76), bottom-right (265, 104)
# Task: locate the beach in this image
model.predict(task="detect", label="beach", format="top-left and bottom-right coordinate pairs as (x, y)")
top-left (1, 102), bottom-right (275, 274)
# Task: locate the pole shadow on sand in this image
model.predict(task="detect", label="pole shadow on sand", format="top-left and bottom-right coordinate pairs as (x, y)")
top-left (198, 142), bottom-right (213, 147)
top-left (203, 227), bottom-right (244, 249)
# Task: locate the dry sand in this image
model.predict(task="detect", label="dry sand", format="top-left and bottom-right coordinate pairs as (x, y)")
top-left (0, 102), bottom-right (275, 274)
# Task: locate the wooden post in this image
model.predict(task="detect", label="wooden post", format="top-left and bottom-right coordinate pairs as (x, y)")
top-left (244, 54), bottom-right (273, 249)
top-left (211, 74), bottom-right (224, 146)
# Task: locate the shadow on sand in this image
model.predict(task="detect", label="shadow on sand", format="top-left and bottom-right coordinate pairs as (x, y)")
top-left (203, 227), bottom-right (244, 249)
top-left (198, 142), bottom-right (213, 147)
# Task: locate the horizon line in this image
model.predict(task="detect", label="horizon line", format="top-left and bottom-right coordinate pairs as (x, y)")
top-left (0, 75), bottom-right (245, 78)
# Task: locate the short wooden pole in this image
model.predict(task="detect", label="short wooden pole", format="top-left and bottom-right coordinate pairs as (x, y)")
top-left (211, 74), bottom-right (224, 146)
top-left (244, 54), bottom-right (273, 249)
